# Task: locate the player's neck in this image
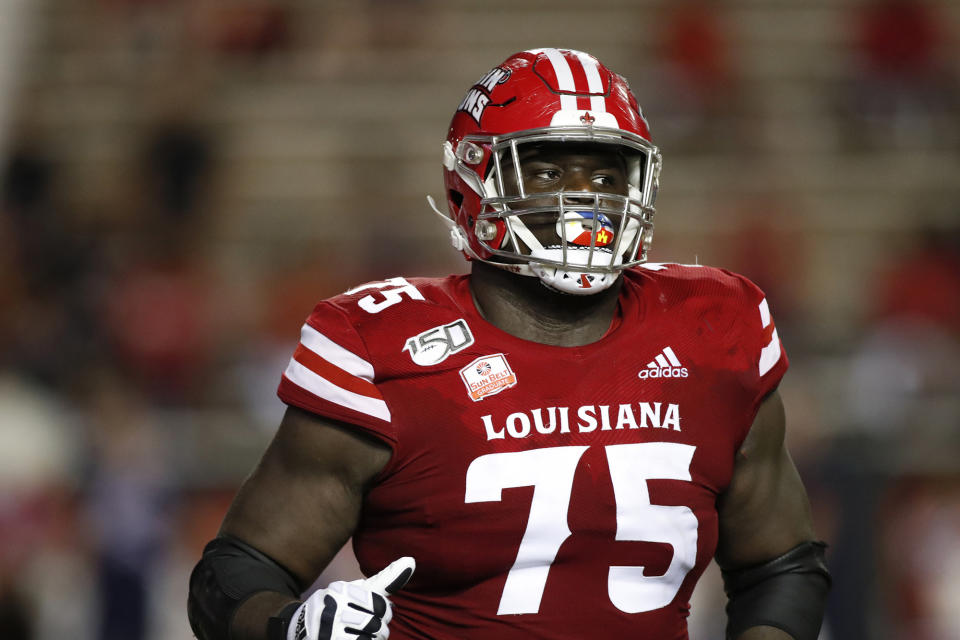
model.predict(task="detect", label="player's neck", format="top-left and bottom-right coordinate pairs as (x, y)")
top-left (469, 261), bottom-right (623, 347)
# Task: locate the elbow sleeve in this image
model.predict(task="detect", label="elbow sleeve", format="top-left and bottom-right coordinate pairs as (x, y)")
top-left (722, 541), bottom-right (831, 640)
top-left (187, 535), bottom-right (302, 640)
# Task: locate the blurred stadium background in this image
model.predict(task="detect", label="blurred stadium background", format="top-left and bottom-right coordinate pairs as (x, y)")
top-left (0, 0), bottom-right (958, 638)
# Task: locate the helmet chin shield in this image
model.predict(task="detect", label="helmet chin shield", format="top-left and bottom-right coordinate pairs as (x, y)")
top-left (506, 200), bottom-right (639, 295)
top-left (529, 249), bottom-right (623, 295)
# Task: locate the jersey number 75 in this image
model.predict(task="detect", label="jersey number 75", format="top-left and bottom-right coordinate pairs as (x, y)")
top-left (465, 443), bottom-right (698, 615)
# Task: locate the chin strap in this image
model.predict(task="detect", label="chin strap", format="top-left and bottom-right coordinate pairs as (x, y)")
top-left (426, 195), bottom-right (540, 279)
top-left (505, 215), bottom-right (544, 254)
top-left (426, 195), bottom-right (472, 254)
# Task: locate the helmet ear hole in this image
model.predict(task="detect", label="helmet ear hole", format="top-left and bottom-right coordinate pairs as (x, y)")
top-left (448, 189), bottom-right (464, 211)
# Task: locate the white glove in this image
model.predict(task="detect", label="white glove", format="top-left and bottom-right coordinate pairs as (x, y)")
top-left (287, 556), bottom-right (416, 640)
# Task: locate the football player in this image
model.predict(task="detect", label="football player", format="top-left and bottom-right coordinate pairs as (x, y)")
top-left (188, 48), bottom-right (830, 640)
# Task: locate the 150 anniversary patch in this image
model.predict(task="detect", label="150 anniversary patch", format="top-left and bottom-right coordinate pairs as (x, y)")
top-left (403, 319), bottom-right (474, 366)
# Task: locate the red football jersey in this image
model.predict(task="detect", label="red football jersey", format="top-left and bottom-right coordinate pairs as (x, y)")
top-left (277, 264), bottom-right (788, 639)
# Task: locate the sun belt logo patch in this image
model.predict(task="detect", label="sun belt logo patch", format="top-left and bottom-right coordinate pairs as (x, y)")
top-left (459, 353), bottom-right (517, 401)
top-left (403, 319), bottom-right (474, 367)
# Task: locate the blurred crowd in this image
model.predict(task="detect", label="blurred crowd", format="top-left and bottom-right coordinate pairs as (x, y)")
top-left (0, 1), bottom-right (958, 639)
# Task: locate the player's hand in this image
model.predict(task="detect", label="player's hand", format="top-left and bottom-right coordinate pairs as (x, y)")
top-left (286, 556), bottom-right (416, 640)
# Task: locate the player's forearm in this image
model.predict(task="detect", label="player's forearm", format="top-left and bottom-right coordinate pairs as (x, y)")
top-left (188, 536), bottom-right (304, 640)
top-left (229, 591), bottom-right (302, 640)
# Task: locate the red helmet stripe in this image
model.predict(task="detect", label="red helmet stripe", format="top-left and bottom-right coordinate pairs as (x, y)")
top-left (567, 53), bottom-right (590, 92)
top-left (573, 51), bottom-right (608, 115)
top-left (567, 58), bottom-right (592, 110)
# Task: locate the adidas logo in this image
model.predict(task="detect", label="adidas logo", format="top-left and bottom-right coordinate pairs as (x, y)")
top-left (638, 346), bottom-right (688, 379)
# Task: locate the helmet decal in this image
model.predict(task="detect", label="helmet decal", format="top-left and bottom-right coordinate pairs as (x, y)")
top-left (456, 66), bottom-right (512, 125)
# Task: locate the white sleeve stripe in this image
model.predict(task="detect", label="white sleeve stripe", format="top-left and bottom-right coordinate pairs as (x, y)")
top-left (758, 298), bottom-right (772, 328)
top-left (759, 328), bottom-right (781, 377)
top-left (299, 323), bottom-right (375, 382)
top-left (757, 298), bottom-right (781, 376)
top-left (284, 359), bottom-right (391, 422)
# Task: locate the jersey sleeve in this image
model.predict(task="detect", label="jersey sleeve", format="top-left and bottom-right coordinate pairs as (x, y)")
top-left (732, 273), bottom-right (789, 420)
top-left (277, 301), bottom-right (397, 446)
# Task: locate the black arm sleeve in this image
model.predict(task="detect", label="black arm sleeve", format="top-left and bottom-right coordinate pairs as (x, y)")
top-left (722, 541), bottom-right (831, 640)
top-left (188, 535), bottom-right (303, 640)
